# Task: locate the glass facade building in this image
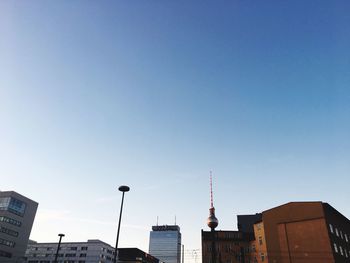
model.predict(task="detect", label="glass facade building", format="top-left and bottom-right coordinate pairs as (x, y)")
top-left (149, 225), bottom-right (181, 263)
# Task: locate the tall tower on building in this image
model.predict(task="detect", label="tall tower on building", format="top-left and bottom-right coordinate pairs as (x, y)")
top-left (207, 172), bottom-right (218, 230)
top-left (149, 225), bottom-right (181, 263)
top-left (207, 172), bottom-right (218, 263)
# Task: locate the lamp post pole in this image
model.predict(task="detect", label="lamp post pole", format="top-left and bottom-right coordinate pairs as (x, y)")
top-left (54, 233), bottom-right (65, 263)
top-left (113, 185), bottom-right (130, 263)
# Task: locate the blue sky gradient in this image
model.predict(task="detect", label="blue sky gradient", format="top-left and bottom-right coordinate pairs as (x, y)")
top-left (1, 1), bottom-right (350, 260)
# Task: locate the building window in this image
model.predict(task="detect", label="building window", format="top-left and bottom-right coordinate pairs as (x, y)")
top-left (345, 234), bottom-right (348, 242)
top-left (334, 243), bottom-right (338, 253)
top-left (0, 226), bottom-right (19, 237)
top-left (259, 236), bottom-right (263, 245)
top-left (335, 228), bottom-right (339, 237)
top-left (339, 246), bottom-right (344, 256)
top-left (65, 253), bottom-right (76, 257)
top-left (260, 253), bottom-right (265, 262)
top-left (329, 224), bottom-right (334, 233)
top-left (0, 237), bottom-right (15, 247)
top-left (80, 253), bottom-right (87, 257)
top-left (81, 247), bottom-right (88, 250)
top-left (340, 231), bottom-right (344, 239)
top-left (0, 197), bottom-right (27, 217)
top-left (0, 249), bottom-right (12, 258)
top-left (345, 249), bottom-right (348, 258)
top-left (0, 216), bottom-right (22, 227)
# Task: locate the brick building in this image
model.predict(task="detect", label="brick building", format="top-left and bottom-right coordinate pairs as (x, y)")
top-left (202, 202), bottom-right (350, 263)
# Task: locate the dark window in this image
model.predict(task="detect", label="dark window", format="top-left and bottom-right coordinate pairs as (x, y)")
top-left (0, 249), bottom-right (12, 258)
top-left (81, 247), bottom-right (88, 250)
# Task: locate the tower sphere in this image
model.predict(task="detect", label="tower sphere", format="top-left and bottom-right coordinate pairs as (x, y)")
top-left (207, 214), bottom-right (218, 229)
top-left (207, 207), bottom-right (218, 229)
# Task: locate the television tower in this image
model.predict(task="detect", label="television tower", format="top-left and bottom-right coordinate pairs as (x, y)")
top-left (207, 171), bottom-right (218, 263)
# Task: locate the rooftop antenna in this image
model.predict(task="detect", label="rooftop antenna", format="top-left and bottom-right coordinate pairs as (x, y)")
top-left (210, 171), bottom-right (214, 208)
top-left (175, 215), bottom-right (177, 225)
top-left (156, 216), bottom-right (159, 226)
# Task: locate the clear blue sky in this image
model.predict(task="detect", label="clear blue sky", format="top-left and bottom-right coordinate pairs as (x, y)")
top-left (1, 1), bottom-right (349, 261)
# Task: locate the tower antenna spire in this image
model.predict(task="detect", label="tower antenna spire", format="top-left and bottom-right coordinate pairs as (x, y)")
top-left (210, 171), bottom-right (214, 208)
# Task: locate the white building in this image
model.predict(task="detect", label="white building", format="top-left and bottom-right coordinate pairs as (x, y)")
top-left (149, 225), bottom-right (181, 263)
top-left (0, 191), bottom-right (38, 263)
top-left (25, 239), bottom-right (115, 263)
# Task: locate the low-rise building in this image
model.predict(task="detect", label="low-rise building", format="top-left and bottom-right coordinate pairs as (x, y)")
top-left (25, 240), bottom-right (160, 263)
top-left (25, 239), bottom-right (115, 263)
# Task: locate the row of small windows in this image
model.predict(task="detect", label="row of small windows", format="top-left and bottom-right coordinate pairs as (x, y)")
top-left (333, 243), bottom-right (350, 258)
top-left (101, 247), bottom-right (114, 254)
top-left (0, 237), bottom-right (15, 248)
top-left (0, 225), bottom-right (19, 237)
top-left (0, 249), bottom-right (12, 258)
top-left (206, 243), bottom-right (242, 252)
top-left (0, 216), bottom-right (22, 227)
top-left (329, 224), bottom-right (349, 242)
top-left (32, 253), bottom-right (87, 258)
top-left (31, 246), bottom-right (89, 251)
top-left (29, 252), bottom-right (112, 259)
top-left (28, 261), bottom-right (86, 263)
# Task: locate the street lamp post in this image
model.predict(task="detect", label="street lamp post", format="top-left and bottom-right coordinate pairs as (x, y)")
top-left (54, 233), bottom-right (65, 263)
top-left (113, 185), bottom-right (130, 263)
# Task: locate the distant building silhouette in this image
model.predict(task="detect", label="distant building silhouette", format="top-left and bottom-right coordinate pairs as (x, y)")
top-left (0, 191), bottom-right (38, 263)
top-left (149, 225), bottom-right (181, 263)
top-left (202, 202), bottom-right (350, 263)
top-left (118, 248), bottom-right (160, 263)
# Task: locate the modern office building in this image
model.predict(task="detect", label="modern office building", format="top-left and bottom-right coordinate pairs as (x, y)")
top-left (149, 225), bottom-right (181, 263)
top-left (202, 202), bottom-right (350, 263)
top-left (25, 239), bottom-right (115, 263)
top-left (0, 191), bottom-right (38, 263)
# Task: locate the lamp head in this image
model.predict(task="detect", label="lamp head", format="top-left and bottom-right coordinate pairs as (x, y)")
top-left (118, 185), bottom-right (130, 192)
